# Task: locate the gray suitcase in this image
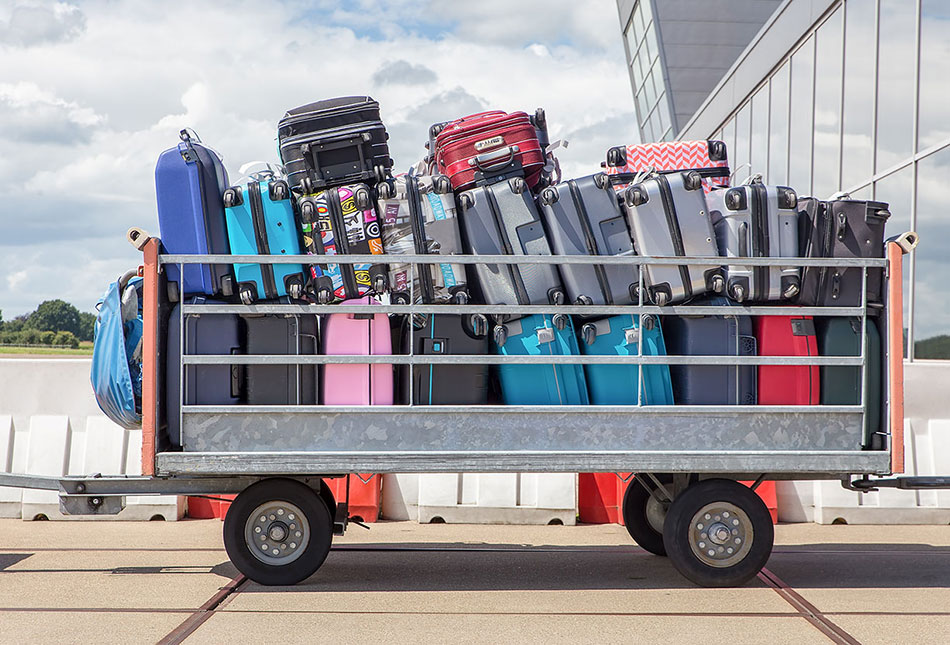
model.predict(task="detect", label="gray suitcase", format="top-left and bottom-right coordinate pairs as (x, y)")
top-left (707, 178), bottom-right (801, 302)
top-left (457, 176), bottom-right (565, 313)
top-left (621, 171), bottom-right (724, 305)
top-left (242, 314), bottom-right (318, 405)
top-left (538, 172), bottom-right (639, 306)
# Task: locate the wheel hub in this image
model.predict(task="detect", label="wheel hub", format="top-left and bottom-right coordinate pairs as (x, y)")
top-left (688, 502), bottom-right (753, 568)
top-left (245, 501), bottom-right (310, 566)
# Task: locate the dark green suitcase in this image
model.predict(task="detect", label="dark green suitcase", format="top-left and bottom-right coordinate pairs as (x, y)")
top-left (816, 317), bottom-right (882, 448)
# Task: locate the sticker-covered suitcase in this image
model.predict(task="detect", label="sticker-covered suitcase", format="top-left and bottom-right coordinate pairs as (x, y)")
top-left (223, 175), bottom-right (306, 304)
top-left (754, 315), bottom-right (819, 405)
top-left (621, 171), bottom-right (725, 305)
top-left (321, 296), bottom-right (393, 405)
top-left (662, 297), bottom-right (757, 405)
top-left (797, 198), bottom-right (891, 306)
top-left (579, 314), bottom-right (674, 406)
top-left (538, 172), bottom-right (639, 307)
top-left (707, 178), bottom-right (801, 303)
top-left (155, 129), bottom-right (233, 299)
top-left (457, 176), bottom-right (565, 314)
top-left (378, 173), bottom-right (468, 304)
top-left (604, 140), bottom-right (730, 194)
top-left (493, 314), bottom-right (589, 405)
top-left (297, 184), bottom-right (387, 303)
top-left (243, 314), bottom-right (318, 405)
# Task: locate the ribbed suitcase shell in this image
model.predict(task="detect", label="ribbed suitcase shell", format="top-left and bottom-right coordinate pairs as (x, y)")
top-left (321, 297), bottom-right (393, 405)
top-left (494, 314), bottom-right (589, 405)
top-left (223, 177), bottom-right (306, 303)
top-left (538, 173), bottom-right (639, 307)
top-left (708, 180), bottom-right (801, 303)
top-left (622, 171), bottom-right (724, 305)
top-left (663, 298), bottom-right (757, 405)
top-left (604, 140), bottom-right (730, 194)
top-left (243, 315), bottom-right (318, 405)
top-left (457, 177), bottom-right (564, 313)
top-left (155, 131), bottom-right (232, 297)
top-left (378, 173), bottom-right (468, 303)
top-left (579, 314), bottom-right (674, 406)
top-left (797, 198), bottom-right (891, 306)
top-left (754, 315), bottom-right (819, 405)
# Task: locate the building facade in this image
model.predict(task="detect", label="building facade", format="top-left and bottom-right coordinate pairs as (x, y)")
top-left (617, 0), bottom-right (950, 360)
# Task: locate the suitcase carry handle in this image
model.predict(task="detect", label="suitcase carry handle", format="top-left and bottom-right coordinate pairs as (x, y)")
top-left (469, 145), bottom-right (520, 171)
top-left (301, 133), bottom-right (370, 182)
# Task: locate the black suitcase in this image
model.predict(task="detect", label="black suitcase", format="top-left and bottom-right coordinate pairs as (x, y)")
top-left (242, 314), bottom-right (319, 405)
top-left (662, 297), bottom-right (757, 405)
top-left (396, 314), bottom-right (490, 405)
top-left (166, 298), bottom-right (243, 448)
top-left (797, 198), bottom-right (890, 306)
top-left (278, 96), bottom-right (392, 193)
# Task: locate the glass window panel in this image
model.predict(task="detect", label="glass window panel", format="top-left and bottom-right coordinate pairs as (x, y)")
top-left (913, 146), bottom-right (950, 355)
top-left (769, 61), bottom-right (790, 185)
top-left (624, 17), bottom-right (640, 59)
top-left (733, 102), bottom-right (751, 180)
top-left (642, 113), bottom-right (655, 143)
top-left (651, 110), bottom-right (664, 142)
top-left (751, 85), bottom-right (769, 176)
top-left (876, 0), bottom-right (916, 170)
top-left (813, 7), bottom-right (842, 199)
top-left (848, 185), bottom-right (872, 201)
top-left (874, 164), bottom-right (914, 356)
top-left (643, 65), bottom-right (657, 114)
top-left (721, 118), bottom-right (736, 169)
top-left (631, 50), bottom-right (644, 89)
top-left (640, 0), bottom-right (653, 29)
top-left (918, 0), bottom-right (950, 150)
top-left (651, 59), bottom-right (666, 103)
top-left (645, 23), bottom-right (659, 66)
top-left (657, 94), bottom-right (672, 134)
top-left (636, 86), bottom-right (650, 124)
top-left (634, 49), bottom-right (649, 89)
top-left (633, 1), bottom-right (645, 42)
top-left (789, 35), bottom-right (815, 194)
top-left (841, 0), bottom-right (876, 190)
top-left (662, 126), bottom-right (673, 142)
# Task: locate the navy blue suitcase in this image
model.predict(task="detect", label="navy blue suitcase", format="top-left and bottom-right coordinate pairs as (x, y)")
top-left (662, 297), bottom-right (757, 405)
top-left (166, 298), bottom-right (242, 449)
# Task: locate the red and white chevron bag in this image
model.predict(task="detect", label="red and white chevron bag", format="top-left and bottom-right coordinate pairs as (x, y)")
top-left (603, 140), bottom-right (730, 193)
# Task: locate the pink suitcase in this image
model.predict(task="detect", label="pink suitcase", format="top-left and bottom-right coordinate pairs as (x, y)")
top-left (604, 140), bottom-right (730, 193)
top-left (321, 296), bottom-right (393, 405)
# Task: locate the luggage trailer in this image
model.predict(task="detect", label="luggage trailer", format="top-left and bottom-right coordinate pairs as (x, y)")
top-left (4, 236), bottom-right (946, 588)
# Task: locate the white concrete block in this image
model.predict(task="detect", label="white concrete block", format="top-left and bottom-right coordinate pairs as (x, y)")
top-left (20, 415), bottom-right (71, 520)
top-left (380, 474), bottom-right (419, 521)
top-left (83, 417), bottom-right (128, 476)
top-left (122, 430), bottom-right (184, 521)
top-left (0, 415), bottom-right (21, 518)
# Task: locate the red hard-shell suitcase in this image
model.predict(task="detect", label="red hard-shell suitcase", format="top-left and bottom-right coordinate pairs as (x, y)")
top-left (434, 111), bottom-right (545, 191)
top-left (754, 315), bottom-right (819, 405)
top-left (605, 140), bottom-right (730, 193)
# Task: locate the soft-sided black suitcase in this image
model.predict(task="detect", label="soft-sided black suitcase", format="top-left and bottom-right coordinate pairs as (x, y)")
top-left (278, 96), bottom-right (392, 193)
top-left (662, 297), bottom-right (757, 405)
top-left (166, 298), bottom-right (243, 448)
top-left (397, 314), bottom-right (490, 405)
top-left (242, 314), bottom-right (318, 405)
top-left (538, 173), bottom-right (639, 307)
top-left (797, 198), bottom-right (890, 306)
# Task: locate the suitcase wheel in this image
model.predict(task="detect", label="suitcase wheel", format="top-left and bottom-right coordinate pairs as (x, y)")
top-left (581, 323), bottom-right (597, 346)
top-left (492, 325), bottom-right (508, 348)
top-left (782, 282), bottom-right (800, 300)
top-left (223, 187), bottom-right (242, 208)
top-left (470, 314), bottom-right (488, 338)
top-left (552, 313), bottom-right (568, 331)
top-left (289, 281), bottom-right (304, 300)
top-left (355, 187), bottom-right (372, 211)
top-left (576, 295), bottom-right (593, 306)
top-left (710, 274), bottom-right (725, 294)
top-left (593, 172), bottom-right (608, 190)
top-left (550, 289), bottom-right (566, 306)
top-left (458, 193), bottom-right (474, 211)
top-left (433, 175), bottom-right (452, 194)
top-left (778, 187), bottom-right (798, 210)
top-left (683, 171), bottom-right (703, 192)
top-left (725, 188), bottom-right (746, 211)
top-left (652, 290), bottom-right (670, 306)
top-left (624, 186), bottom-right (648, 208)
top-left (269, 181), bottom-right (289, 202)
top-left (730, 284), bottom-right (745, 303)
top-left (539, 186), bottom-right (559, 206)
top-left (316, 287), bottom-right (333, 304)
top-left (373, 275), bottom-right (387, 294)
top-left (641, 315), bottom-right (656, 331)
top-left (708, 140), bottom-right (728, 162)
top-left (454, 290), bottom-right (469, 305)
top-left (509, 177), bottom-right (527, 195)
top-left (239, 286), bottom-right (254, 305)
top-left (377, 181), bottom-right (394, 200)
top-left (301, 176), bottom-right (314, 194)
top-left (532, 107), bottom-right (547, 129)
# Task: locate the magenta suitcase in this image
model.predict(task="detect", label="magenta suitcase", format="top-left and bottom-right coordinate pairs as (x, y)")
top-left (321, 296), bottom-right (393, 405)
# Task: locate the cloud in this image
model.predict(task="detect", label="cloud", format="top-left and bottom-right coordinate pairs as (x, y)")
top-left (372, 60), bottom-right (438, 86)
top-left (0, 2), bottom-right (86, 47)
top-left (0, 81), bottom-right (104, 144)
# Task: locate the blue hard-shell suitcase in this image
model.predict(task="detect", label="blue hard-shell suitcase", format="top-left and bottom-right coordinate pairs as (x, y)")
top-left (579, 314), bottom-right (674, 406)
top-left (155, 129), bottom-right (232, 298)
top-left (662, 296), bottom-right (757, 405)
top-left (223, 176), bottom-right (307, 304)
top-left (493, 314), bottom-right (589, 405)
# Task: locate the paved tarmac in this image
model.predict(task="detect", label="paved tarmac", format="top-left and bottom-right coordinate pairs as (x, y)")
top-left (1, 519), bottom-right (948, 644)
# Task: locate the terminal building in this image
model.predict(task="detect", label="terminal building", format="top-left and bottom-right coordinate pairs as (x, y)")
top-left (616, 0), bottom-right (950, 360)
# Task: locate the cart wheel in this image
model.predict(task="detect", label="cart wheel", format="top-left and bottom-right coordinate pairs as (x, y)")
top-left (662, 479), bottom-right (774, 588)
top-left (622, 474), bottom-right (672, 556)
top-left (223, 478), bottom-right (333, 586)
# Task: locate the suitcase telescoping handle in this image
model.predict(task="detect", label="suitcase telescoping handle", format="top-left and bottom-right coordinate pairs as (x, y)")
top-left (468, 145), bottom-right (520, 171)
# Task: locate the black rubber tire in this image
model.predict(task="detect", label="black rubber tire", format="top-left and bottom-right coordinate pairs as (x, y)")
top-left (223, 479), bottom-right (333, 586)
top-left (622, 475), bottom-right (671, 556)
top-left (662, 479), bottom-right (774, 588)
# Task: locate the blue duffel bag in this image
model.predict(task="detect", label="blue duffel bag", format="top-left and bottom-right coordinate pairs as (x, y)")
top-left (90, 270), bottom-right (144, 429)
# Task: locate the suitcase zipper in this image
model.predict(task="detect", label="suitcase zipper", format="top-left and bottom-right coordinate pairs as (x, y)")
top-left (325, 187), bottom-right (361, 298)
top-left (568, 180), bottom-right (612, 304)
top-left (248, 181), bottom-right (278, 299)
top-left (406, 175), bottom-right (436, 304)
top-left (750, 183), bottom-right (770, 301)
top-left (654, 174), bottom-right (692, 300)
top-left (611, 167), bottom-right (729, 183)
top-left (484, 184), bottom-right (530, 305)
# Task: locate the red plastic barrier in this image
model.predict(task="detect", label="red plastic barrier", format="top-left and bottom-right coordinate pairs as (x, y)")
top-left (186, 496), bottom-right (220, 519)
top-left (325, 475), bottom-right (381, 522)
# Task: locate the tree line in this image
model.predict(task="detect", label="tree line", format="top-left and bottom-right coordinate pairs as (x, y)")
top-left (0, 301), bottom-right (96, 349)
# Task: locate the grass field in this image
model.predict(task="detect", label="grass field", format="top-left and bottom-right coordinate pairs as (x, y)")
top-left (0, 341), bottom-right (94, 356)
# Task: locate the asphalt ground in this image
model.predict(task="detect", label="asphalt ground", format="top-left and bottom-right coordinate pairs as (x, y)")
top-left (1, 520), bottom-right (949, 644)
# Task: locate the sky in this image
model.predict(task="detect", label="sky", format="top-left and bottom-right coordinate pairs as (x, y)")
top-left (0, 0), bottom-right (638, 318)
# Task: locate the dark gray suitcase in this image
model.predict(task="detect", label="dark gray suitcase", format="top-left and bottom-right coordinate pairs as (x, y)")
top-left (166, 298), bottom-right (242, 448)
top-left (242, 314), bottom-right (318, 405)
top-left (662, 297), bottom-right (757, 405)
top-left (621, 171), bottom-right (724, 305)
top-left (797, 198), bottom-right (891, 306)
top-left (707, 178), bottom-right (801, 302)
top-left (538, 173), bottom-right (639, 306)
top-left (457, 176), bottom-right (565, 313)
